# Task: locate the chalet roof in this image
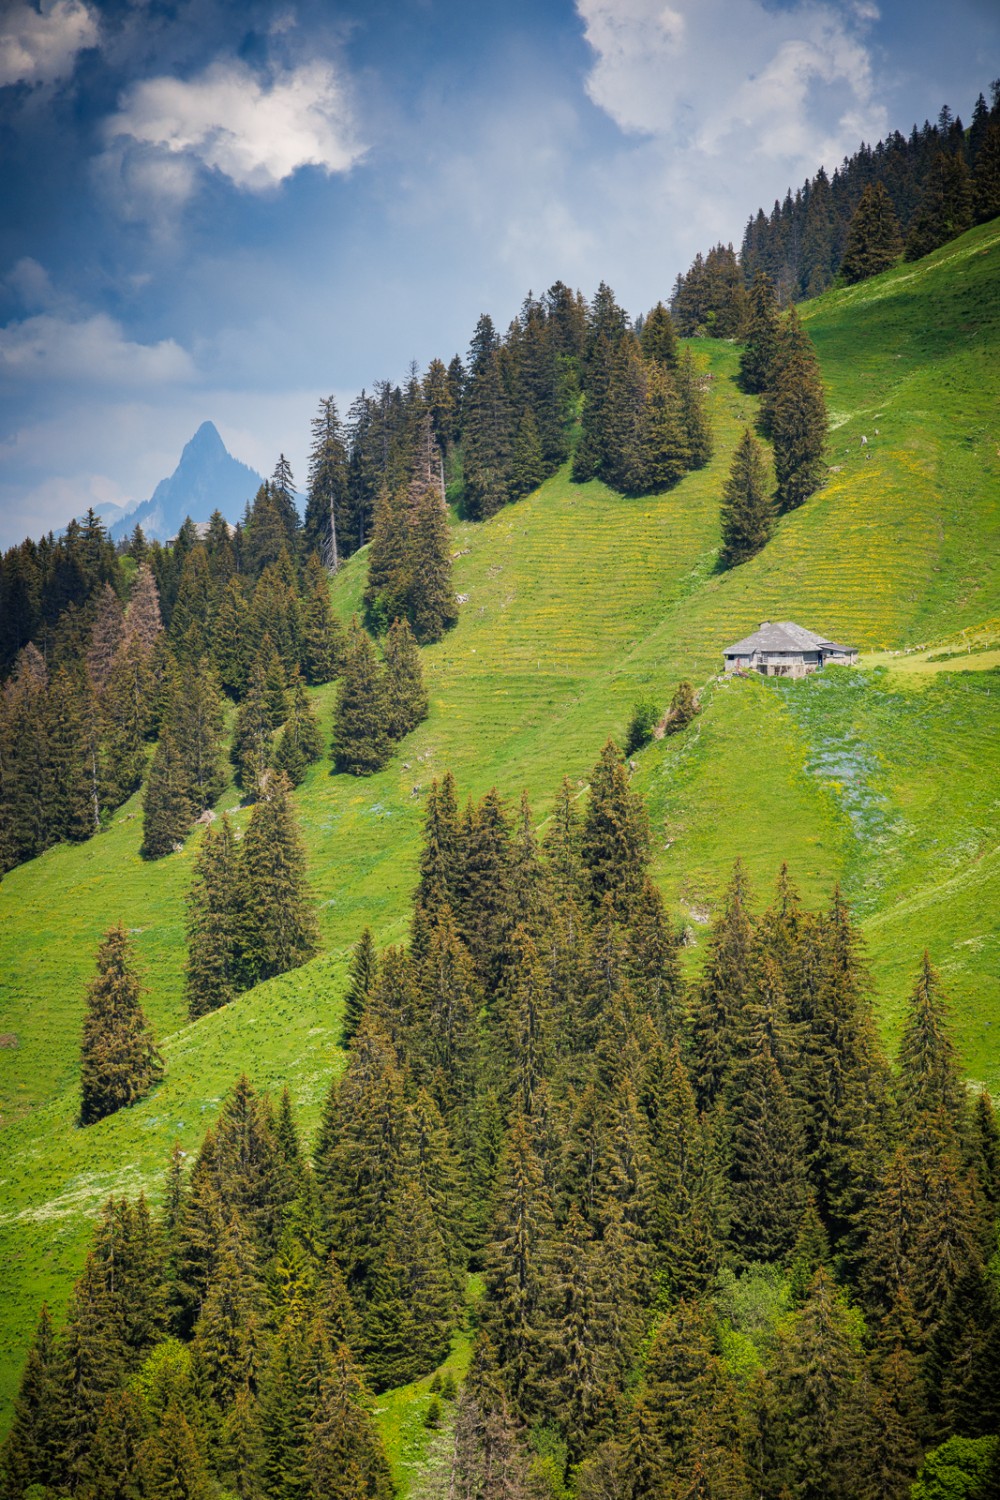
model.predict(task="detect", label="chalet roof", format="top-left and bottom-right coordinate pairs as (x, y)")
top-left (723, 621), bottom-right (854, 656)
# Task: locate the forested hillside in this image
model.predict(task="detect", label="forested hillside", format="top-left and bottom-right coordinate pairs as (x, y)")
top-left (0, 200), bottom-right (999, 1499)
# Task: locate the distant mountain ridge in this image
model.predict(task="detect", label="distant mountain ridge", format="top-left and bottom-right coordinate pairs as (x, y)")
top-left (105, 422), bottom-right (263, 542)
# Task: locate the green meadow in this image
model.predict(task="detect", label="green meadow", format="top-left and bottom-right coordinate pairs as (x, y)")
top-left (1, 219), bottom-right (998, 1488)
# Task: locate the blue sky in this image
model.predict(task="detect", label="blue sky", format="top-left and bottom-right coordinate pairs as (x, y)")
top-left (0, 0), bottom-right (997, 546)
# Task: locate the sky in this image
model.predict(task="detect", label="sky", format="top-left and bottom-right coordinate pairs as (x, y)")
top-left (0, 0), bottom-right (997, 546)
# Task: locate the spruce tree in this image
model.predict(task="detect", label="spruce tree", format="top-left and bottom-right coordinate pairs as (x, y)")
top-left (303, 394), bottom-right (350, 570)
top-left (726, 1039), bottom-right (809, 1267)
top-left (973, 119), bottom-right (1000, 225)
top-left (676, 347), bottom-right (713, 470)
top-left (0, 1304), bottom-right (61, 1498)
top-left (896, 951), bottom-right (966, 1131)
top-left (140, 1400), bottom-right (212, 1500)
top-left (383, 615), bottom-right (428, 742)
top-left (415, 772), bottom-right (461, 917)
top-left (719, 428), bottom-right (774, 568)
top-left (342, 927), bottom-right (379, 1044)
top-left (839, 183), bottom-right (904, 283)
top-left (905, 151), bottom-right (974, 260)
top-left (80, 924), bottom-right (163, 1124)
top-left (210, 576), bottom-right (252, 697)
top-left (580, 738), bottom-right (651, 918)
top-left (769, 310), bottom-right (827, 512)
top-left (363, 486), bottom-right (411, 634)
top-left (305, 1346), bottom-right (394, 1500)
top-left (739, 272), bottom-right (781, 394)
top-left (640, 300), bottom-right (679, 369)
top-left (689, 859), bottom-right (755, 1107)
top-left (510, 409), bottom-right (546, 498)
top-left (332, 617), bottom-right (392, 775)
top-left (641, 362), bottom-right (690, 491)
top-left (185, 815), bottom-right (239, 1020)
top-left (231, 655), bottom-right (274, 797)
top-left (272, 672), bottom-right (324, 787)
top-left (766, 1268), bottom-right (863, 1500)
top-left (301, 552), bottom-right (347, 683)
top-left (408, 480), bottom-right (457, 643)
top-left (232, 772), bottom-right (319, 989)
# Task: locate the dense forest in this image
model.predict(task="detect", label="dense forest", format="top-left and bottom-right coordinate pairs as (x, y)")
top-left (3, 749), bottom-right (998, 1498)
top-left (671, 82), bottom-right (1000, 330)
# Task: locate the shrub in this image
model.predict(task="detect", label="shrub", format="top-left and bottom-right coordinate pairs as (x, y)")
top-left (624, 697), bottom-right (660, 755)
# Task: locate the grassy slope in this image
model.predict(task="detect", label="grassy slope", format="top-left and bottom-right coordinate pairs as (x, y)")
top-left (1, 221), bottom-right (998, 1480)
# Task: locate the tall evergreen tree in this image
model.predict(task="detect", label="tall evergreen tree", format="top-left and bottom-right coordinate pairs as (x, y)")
top-left (332, 618), bottom-right (392, 775)
top-left (719, 428), bottom-right (774, 568)
top-left (301, 553), bottom-right (347, 684)
top-left (304, 395), bottom-right (350, 570)
top-left (580, 739), bottom-right (651, 918)
top-left (342, 927), bottom-right (379, 1045)
top-left (233, 772), bottom-right (319, 988)
top-left (769, 310), bottom-right (827, 512)
top-left (185, 815), bottom-right (239, 1020)
top-left (905, 151), bottom-right (974, 260)
top-left (80, 924), bottom-right (163, 1124)
top-left (408, 480), bottom-right (457, 643)
top-left (383, 615), bottom-right (428, 742)
top-left (739, 272), bottom-right (781, 394)
top-left (839, 182), bottom-right (904, 283)
top-left (272, 672), bottom-right (324, 787)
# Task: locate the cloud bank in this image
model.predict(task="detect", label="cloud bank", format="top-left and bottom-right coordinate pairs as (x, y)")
top-left (104, 57), bottom-right (365, 200)
top-left (0, 0), bottom-right (98, 88)
top-left (577, 0), bottom-right (887, 180)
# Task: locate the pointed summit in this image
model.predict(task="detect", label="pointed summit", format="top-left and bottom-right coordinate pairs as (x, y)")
top-left (109, 423), bottom-right (264, 542)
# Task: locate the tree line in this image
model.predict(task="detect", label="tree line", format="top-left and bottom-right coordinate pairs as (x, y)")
top-left (671, 81), bottom-right (1000, 329)
top-left (5, 741), bottom-right (998, 1499)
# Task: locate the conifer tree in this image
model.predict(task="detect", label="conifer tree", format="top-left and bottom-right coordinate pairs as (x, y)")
top-left (839, 183), bottom-right (904, 283)
top-left (361, 1175), bottom-right (454, 1389)
top-left (87, 583), bottom-right (127, 692)
top-left (765, 1268), bottom-right (863, 1500)
top-left (769, 310), bottom-right (827, 512)
top-left (185, 815), bottom-right (239, 1020)
top-left (484, 1112), bottom-right (554, 1415)
top-left (973, 119), bottom-right (1000, 225)
top-left (739, 272), bottom-right (781, 394)
top-left (169, 656), bottom-right (226, 814)
top-left (726, 1039), bottom-right (808, 1267)
top-left (383, 615), bottom-right (428, 742)
top-left (304, 395), bottom-right (350, 570)
top-left (301, 552), bottom-right (347, 684)
top-left (640, 300), bottom-right (679, 369)
top-left (232, 772), bottom-right (318, 988)
top-left (272, 672), bottom-right (324, 786)
top-left (408, 480), bottom-right (457, 643)
top-left (211, 576), bottom-right (252, 698)
top-left (363, 486), bottom-right (411, 634)
top-left (580, 738), bottom-right (651, 918)
top-left (124, 562), bottom-right (164, 654)
top-left (332, 617), bottom-right (392, 775)
top-left (415, 772), bottom-right (462, 918)
top-left (664, 679), bottom-right (700, 734)
top-left (896, 952), bottom-right (967, 1131)
top-left (0, 1304), bottom-right (61, 1498)
top-left (689, 859), bottom-right (755, 1107)
top-left (81, 1388), bottom-right (150, 1500)
top-left (510, 409), bottom-right (546, 498)
top-left (342, 927), bottom-right (379, 1044)
top-left (905, 151), bottom-right (974, 260)
top-left (80, 924), bottom-right (163, 1124)
top-left (231, 655), bottom-right (274, 797)
top-left (676, 348), bottom-right (713, 470)
top-left (140, 1400), bottom-right (212, 1500)
top-left (305, 1346), bottom-right (394, 1500)
top-left (719, 428), bottom-right (774, 568)
top-left (641, 362), bottom-right (690, 490)
top-left (100, 635), bottom-right (152, 810)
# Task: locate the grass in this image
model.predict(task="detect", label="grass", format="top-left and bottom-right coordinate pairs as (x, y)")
top-left (1, 220), bottom-right (998, 1457)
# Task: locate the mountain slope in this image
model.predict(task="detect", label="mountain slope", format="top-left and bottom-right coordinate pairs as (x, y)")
top-left (0, 220), bottom-right (998, 1460)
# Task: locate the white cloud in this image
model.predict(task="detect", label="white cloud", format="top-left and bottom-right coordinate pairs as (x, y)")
top-left (104, 58), bottom-right (365, 198)
top-left (576, 0), bottom-right (886, 177)
top-left (0, 312), bottom-right (195, 385)
top-left (0, 0), bottom-right (98, 88)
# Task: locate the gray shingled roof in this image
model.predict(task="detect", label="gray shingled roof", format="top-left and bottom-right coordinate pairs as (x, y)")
top-left (723, 621), bottom-right (854, 656)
